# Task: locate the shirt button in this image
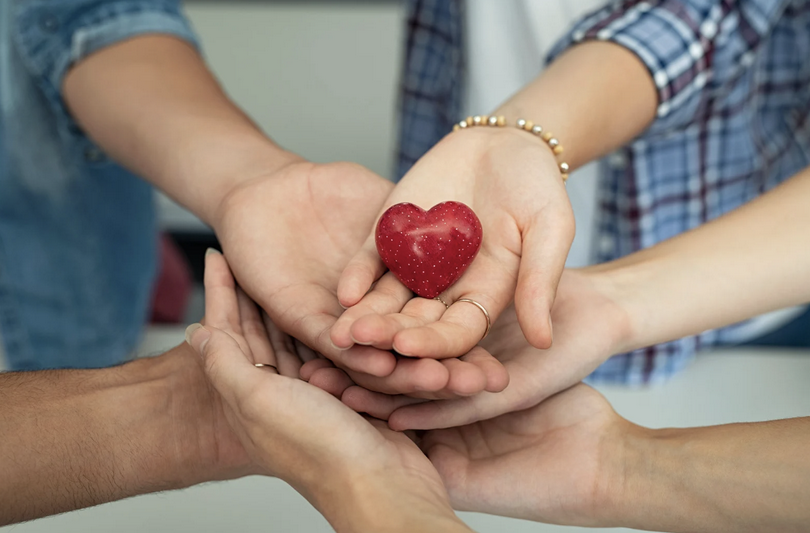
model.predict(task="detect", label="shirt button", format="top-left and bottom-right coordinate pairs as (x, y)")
top-left (84, 147), bottom-right (105, 163)
top-left (39, 13), bottom-right (59, 33)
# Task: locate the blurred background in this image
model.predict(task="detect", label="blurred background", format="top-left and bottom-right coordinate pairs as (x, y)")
top-left (2, 2), bottom-right (808, 533)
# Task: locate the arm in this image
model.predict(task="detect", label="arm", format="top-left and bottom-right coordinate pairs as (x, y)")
top-left (493, 40), bottom-right (657, 171)
top-left (619, 418), bottom-right (810, 532)
top-left (0, 344), bottom-right (250, 526)
top-left (62, 35), bottom-right (299, 226)
top-left (603, 163), bottom-right (810, 352)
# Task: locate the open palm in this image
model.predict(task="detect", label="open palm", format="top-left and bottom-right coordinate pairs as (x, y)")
top-left (335, 128), bottom-right (574, 361)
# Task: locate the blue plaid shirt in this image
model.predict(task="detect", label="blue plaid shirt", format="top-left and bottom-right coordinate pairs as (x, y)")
top-left (398, 0), bottom-right (810, 384)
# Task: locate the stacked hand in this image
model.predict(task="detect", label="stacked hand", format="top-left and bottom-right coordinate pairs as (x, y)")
top-left (187, 250), bottom-right (637, 531)
top-left (338, 269), bottom-right (631, 430)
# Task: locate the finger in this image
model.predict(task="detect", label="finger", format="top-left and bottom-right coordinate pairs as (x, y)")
top-left (387, 363), bottom-right (536, 431)
top-left (345, 357), bottom-right (449, 395)
top-left (439, 358), bottom-right (487, 397)
top-left (294, 338), bottom-right (319, 363)
top-left (362, 348), bottom-right (508, 402)
top-left (461, 346), bottom-right (510, 393)
top-left (348, 297), bottom-right (446, 350)
top-left (391, 254), bottom-right (515, 358)
top-left (341, 386), bottom-right (426, 419)
top-left (203, 249), bottom-right (242, 335)
top-left (236, 287), bottom-right (277, 370)
top-left (299, 358), bottom-right (335, 381)
top-left (514, 208), bottom-right (575, 349)
top-left (308, 367), bottom-right (355, 399)
top-left (331, 271), bottom-right (411, 349)
top-left (421, 438), bottom-right (475, 512)
top-left (337, 235), bottom-right (387, 308)
top-left (187, 324), bottom-right (262, 408)
top-left (262, 313), bottom-right (302, 378)
top-left (337, 344), bottom-right (397, 377)
top-left (384, 352), bottom-right (500, 401)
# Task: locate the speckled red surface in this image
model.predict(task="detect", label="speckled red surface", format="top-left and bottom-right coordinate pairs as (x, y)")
top-left (375, 201), bottom-right (482, 298)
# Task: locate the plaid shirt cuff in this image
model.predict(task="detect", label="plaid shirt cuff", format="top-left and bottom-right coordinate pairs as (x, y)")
top-left (548, 0), bottom-right (732, 135)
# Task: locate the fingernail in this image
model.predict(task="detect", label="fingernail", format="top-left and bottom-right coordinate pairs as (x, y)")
top-left (330, 339), bottom-right (349, 351)
top-left (392, 342), bottom-right (411, 357)
top-left (205, 247), bottom-right (221, 257)
top-left (349, 334), bottom-right (371, 347)
top-left (185, 323), bottom-right (210, 353)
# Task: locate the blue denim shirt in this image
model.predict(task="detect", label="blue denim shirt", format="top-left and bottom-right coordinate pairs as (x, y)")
top-left (0, 0), bottom-right (198, 370)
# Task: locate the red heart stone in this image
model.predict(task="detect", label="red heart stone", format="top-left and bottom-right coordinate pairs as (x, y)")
top-left (375, 201), bottom-right (483, 299)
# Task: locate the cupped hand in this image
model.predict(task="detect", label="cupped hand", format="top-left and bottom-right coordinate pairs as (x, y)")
top-left (335, 127), bottom-right (575, 361)
top-left (213, 161), bottom-right (391, 369)
top-left (422, 383), bottom-right (633, 527)
top-left (186, 250), bottom-right (466, 532)
top-left (339, 269), bottom-right (631, 430)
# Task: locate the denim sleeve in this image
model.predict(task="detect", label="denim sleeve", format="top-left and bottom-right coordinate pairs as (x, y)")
top-left (12, 0), bottom-right (199, 128)
top-left (547, 0), bottom-right (791, 135)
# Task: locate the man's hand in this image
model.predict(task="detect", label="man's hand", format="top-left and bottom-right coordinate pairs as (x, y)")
top-left (187, 250), bottom-right (472, 533)
top-left (334, 127), bottom-right (575, 362)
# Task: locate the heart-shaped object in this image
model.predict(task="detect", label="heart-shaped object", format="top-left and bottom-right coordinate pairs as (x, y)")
top-left (375, 201), bottom-right (483, 298)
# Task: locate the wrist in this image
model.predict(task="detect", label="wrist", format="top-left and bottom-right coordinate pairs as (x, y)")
top-left (569, 266), bottom-right (637, 356)
top-left (122, 346), bottom-right (253, 489)
top-left (611, 425), bottom-right (717, 532)
top-left (312, 469), bottom-right (468, 533)
top-left (192, 144), bottom-right (303, 228)
top-left (584, 250), bottom-right (680, 354)
top-left (454, 115), bottom-right (570, 182)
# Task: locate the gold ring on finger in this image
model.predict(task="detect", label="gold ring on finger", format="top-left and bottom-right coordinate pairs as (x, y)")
top-left (455, 298), bottom-right (492, 341)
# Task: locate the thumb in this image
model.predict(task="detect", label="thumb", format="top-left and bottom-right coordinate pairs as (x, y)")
top-left (515, 213), bottom-right (574, 349)
top-left (337, 233), bottom-right (386, 308)
top-left (185, 323), bottom-right (257, 408)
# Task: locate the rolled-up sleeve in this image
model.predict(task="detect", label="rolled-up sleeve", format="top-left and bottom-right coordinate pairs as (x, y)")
top-left (547, 0), bottom-right (790, 134)
top-left (12, 0), bottom-right (199, 126)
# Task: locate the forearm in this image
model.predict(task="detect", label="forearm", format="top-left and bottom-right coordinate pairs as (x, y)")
top-left (493, 42), bottom-right (657, 170)
top-left (0, 346), bottom-right (220, 525)
top-left (618, 418), bottom-right (810, 533)
top-left (63, 35), bottom-right (300, 226)
top-left (599, 165), bottom-right (810, 352)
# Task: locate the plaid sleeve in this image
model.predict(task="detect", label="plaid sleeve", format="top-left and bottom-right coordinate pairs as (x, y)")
top-left (547, 0), bottom-right (791, 135)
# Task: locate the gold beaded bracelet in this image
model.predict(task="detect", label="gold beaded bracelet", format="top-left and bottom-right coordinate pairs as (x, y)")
top-left (453, 115), bottom-right (570, 183)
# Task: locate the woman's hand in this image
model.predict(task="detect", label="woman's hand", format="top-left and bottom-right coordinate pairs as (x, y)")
top-left (334, 127), bottom-right (575, 361)
top-left (186, 250), bottom-right (471, 533)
